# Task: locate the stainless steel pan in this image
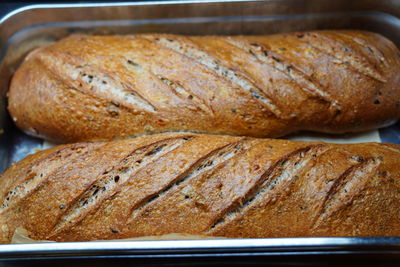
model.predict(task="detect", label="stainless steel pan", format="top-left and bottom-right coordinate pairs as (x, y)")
top-left (0, 1), bottom-right (399, 265)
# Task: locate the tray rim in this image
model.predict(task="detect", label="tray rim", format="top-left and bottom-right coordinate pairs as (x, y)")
top-left (0, 0), bottom-right (267, 25)
top-left (1, 237), bottom-right (400, 258)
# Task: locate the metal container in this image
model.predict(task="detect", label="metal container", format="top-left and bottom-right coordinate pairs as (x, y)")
top-left (0, 0), bottom-right (399, 265)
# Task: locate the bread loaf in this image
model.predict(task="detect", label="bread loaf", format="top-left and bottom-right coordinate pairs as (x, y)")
top-left (7, 30), bottom-right (400, 142)
top-left (0, 133), bottom-right (399, 243)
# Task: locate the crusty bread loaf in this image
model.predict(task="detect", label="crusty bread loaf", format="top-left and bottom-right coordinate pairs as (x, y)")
top-left (0, 133), bottom-right (399, 243)
top-left (7, 30), bottom-right (400, 143)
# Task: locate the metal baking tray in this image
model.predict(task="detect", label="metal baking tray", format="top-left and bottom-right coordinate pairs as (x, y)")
top-left (0, 0), bottom-right (400, 265)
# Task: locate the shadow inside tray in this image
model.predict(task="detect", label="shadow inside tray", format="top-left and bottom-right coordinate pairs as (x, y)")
top-left (379, 122), bottom-right (400, 144)
top-left (0, 112), bottom-right (43, 174)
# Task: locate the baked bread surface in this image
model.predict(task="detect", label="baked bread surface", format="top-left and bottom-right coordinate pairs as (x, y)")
top-left (0, 133), bottom-right (399, 243)
top-left (7, 30), bottom-right (400, 142)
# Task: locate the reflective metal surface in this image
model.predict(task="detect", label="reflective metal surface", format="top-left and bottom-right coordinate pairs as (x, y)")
top-left (1, 237), bottom-right (400, 263)
top-left (0, 0), bottom-right (399, 264)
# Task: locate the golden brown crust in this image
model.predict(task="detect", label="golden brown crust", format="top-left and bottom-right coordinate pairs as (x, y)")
top-left (7, 30), bottom-right (400, 143)
top-left (0, 133), bottom-right (399, 243)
